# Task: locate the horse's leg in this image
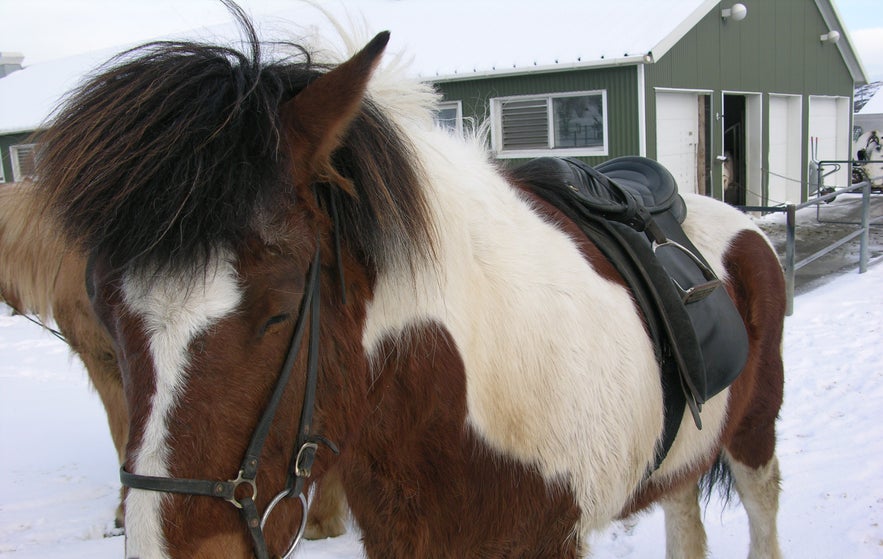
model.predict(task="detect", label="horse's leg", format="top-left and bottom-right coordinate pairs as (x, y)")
top-left (304, 466), bottom-right (348, 540)
top-left (53, 273), bottom-right (130, 528)
top-left (725, 451), bottom-right (783, 559)
top-left (660, 481), bottom-right (707, 559)
top-left (76, 349), bottom-right (129, 527)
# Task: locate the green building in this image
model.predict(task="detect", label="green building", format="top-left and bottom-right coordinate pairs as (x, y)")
top-left (428, 0), bottom-right (866, 205)
top-left (0, 0), bottom-right (867, 205)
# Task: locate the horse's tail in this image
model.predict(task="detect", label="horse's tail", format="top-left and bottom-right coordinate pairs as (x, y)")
top-left (699, 453), bottom-right (736, 508)
top-left (0, 182), bottom-right (67, 318)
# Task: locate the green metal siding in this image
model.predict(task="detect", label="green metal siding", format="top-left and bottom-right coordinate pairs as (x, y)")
top-left (434, 65), bottom-right (640, 167)
top-left (645, 0), bottom-right (855, 200)
top-left (648, 0), bottom-right (852, 95)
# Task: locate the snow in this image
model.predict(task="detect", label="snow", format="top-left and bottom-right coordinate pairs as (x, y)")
top-left (0, 0), bottom-right (711, 134)
top-left (2, 234), bottom-right (882, 557)
top-left (859, 87), bottom-right (883, 116)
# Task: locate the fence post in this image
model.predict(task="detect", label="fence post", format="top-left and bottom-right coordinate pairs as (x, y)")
top-left (860, 180), bottom-right (870, 274)
top-left (785, 203), bottom-right (796, 316)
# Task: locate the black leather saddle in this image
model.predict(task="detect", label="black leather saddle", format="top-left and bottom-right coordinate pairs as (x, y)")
top-left (514, 156), bottom-right (749, 468)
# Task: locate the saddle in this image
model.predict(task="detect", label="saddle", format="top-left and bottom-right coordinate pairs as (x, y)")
top-left (514, 156), bottom-right (749, 468)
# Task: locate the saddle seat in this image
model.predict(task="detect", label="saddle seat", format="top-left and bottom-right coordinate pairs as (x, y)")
top-left (559, 155), bottom-right (686, 222)
top-left (514, 156), bottom-right (750, 469)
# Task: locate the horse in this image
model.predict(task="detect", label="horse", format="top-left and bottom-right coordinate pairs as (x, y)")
top-left (0, 181), bottom-right (130, 526)
top-left (853, 129), bottom-right (883, 191)
top-left (0, 181), bottom-right (349, 540)
top-left (33, 9), bottom-right (786, 559)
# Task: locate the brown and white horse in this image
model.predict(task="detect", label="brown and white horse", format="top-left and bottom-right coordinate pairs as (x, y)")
top-left (0, 181), bottom-right (348, 540)
top-left (34, 10), bottom-right (785, 559)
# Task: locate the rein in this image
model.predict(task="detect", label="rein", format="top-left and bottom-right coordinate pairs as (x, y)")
top-left (4, 306), bottom-right (67, 343)
top-left (119, 246), bottom-right (338, 559)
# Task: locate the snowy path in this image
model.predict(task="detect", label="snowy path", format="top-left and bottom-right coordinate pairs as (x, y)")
top-left (2, 263), bottom-right (882, 558)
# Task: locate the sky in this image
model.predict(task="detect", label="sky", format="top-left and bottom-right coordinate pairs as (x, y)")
top-left (1, 0), bottom-right (882, 81)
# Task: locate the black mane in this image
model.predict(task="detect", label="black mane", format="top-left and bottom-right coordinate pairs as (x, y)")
top-left (37, 5), bottom-right (431, 275)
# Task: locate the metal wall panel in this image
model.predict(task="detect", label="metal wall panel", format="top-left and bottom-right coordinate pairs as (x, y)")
top-left (434, 65), bottom-right (640, 167)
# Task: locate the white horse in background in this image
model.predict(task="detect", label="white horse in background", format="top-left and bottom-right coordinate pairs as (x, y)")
top-left (852, 129), bottom-right (883, 191)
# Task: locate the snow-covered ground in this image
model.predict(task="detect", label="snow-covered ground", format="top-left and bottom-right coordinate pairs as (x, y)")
top-left (2, 251), bottom-right (882, 557)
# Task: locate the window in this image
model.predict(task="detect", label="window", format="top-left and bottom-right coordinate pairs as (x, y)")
top-left (492, 91), bottom-right (608, 158)
top-left (434, 101), bottom-right (463, 136)
top-left (10, 144), bottom-right (37, 182)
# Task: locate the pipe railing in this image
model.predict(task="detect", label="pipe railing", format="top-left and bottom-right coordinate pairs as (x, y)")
top-left (737, 160), bottom-right (875, 316)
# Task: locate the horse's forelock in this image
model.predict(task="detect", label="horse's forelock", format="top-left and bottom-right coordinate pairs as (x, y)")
top-left (38, 33), bottom-right (317, 275)
top-left (38, 10), bottom-right (435, 282)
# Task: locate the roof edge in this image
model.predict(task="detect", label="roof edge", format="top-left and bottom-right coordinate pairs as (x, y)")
top-left (814, 0), bottom-right (869, 85)
top-left (425, 55), bottom-right (646, 84)
top-left (649, 0), bottom-right (720, 62)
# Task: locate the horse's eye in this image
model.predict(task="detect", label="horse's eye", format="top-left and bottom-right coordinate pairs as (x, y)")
top-left (261, 313), bottom-right (291, 336)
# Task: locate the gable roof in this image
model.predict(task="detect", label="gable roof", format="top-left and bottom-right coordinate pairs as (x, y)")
top-left (0, 0), bottom-right (868, 134)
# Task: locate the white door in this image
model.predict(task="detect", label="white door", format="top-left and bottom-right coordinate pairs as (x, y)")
top-left (768, 94), bottom-right (802, 204)
top-left (808, 96), bottom-right (850, 191)
top-left (656, 91), bottom-right (699, 194)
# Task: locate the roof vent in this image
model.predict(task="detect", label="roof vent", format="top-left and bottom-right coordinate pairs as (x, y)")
top-left (0, 52), bottom-right (25, 78)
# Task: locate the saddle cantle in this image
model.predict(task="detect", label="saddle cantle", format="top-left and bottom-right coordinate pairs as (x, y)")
top-left (514, 156), bottom-right (750, 468)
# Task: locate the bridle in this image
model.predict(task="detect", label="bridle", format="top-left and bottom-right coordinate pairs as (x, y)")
top-left (119, 246), bottom-right (337, 559)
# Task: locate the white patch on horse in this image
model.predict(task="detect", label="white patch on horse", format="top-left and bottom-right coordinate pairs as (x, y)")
top-left (362, 106), bottom-right (769, 537)
top-left (121, 252), bottom-right (241, 559)
top-left (363, 128), bottom-right (662, 534)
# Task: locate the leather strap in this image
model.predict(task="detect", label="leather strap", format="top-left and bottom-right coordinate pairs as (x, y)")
top-left (120, 246), bottom-right (328, 559)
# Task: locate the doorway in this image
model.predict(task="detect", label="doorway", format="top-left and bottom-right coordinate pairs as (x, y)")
top-left (723, 95), bottom-right (746, 205)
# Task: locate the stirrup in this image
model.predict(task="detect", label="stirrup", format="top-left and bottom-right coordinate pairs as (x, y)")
top-left (652, 239), bottom-right (721, 304)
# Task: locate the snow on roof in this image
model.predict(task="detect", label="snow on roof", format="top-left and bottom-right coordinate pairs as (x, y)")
top-left (858, 88), bottom-right (883, 116)
top-left (0, 48), bottom-right (119, 135)
top-left (1, 0), bottom-right (712, 134)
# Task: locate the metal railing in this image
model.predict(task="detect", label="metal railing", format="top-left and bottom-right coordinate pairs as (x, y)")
top-left (738, 160), bottom-right (876, 315)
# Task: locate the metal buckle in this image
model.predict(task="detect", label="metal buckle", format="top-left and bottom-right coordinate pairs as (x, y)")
top-left (224, 470), bottom-right (258, 510)
top-left (294, 442), bottom-right (319, 478)
top-left (651, 239), bottom-right (722, 304)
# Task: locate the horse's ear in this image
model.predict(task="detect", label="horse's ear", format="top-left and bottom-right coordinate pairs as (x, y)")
top-left (282, 31), bottom-right (390, 190)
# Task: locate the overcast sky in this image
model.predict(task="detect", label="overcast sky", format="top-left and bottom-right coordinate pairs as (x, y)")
top-left (1, 0), bottom-right (882, 81)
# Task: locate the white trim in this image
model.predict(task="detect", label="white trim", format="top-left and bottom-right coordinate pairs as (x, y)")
top-left (654, 86), bottom-right (715, 95)
top-left (637, 64), bottom-right (647, 157)
top-left (648, 0), bottom-right (720, 62)
top-left (813, 0), bottom-right (869, 84)
top-left (428, 56), bottom-right (645, 83)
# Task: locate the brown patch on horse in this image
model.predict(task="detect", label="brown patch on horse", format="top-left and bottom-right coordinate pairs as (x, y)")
top-left (341, 323), bottom-right (582, 558)
top-left (717, 229), bottom-right (785, 468)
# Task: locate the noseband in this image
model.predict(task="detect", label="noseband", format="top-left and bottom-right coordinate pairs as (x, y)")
top-left (119, 247), bottom-right (337, 559)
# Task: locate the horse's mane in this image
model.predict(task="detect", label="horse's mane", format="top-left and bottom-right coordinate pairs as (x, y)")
top-left (37, 4), bottom-right (432, 275)
top-left (0, 182), bottom-right (67, 317)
